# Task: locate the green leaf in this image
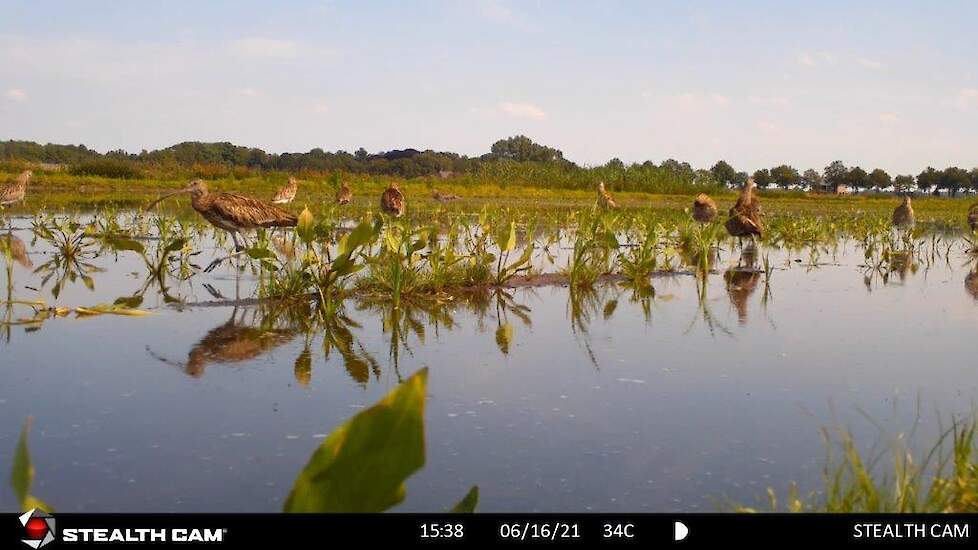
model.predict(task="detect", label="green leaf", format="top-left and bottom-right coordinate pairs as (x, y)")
top-left (296, 207), bottom-right (315, 243)
top-left (10, 418), bottom-right (33, 508)
top-left (105, 236), bottom-right (145, 254)
top-left (246, 247), bottom-right (276, 260)
top-left (449, 486), bottom-right (479, 513)
top-left (495, 323), bottom-right (513, 355)
top-left (164, 238), bottom-right (188, 254)
top-left (10, 417), bottom-right (50, 512)
top-left (283, 368), bottom-right (428, 512)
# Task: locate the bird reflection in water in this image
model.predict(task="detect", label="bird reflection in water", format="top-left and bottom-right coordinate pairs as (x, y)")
top-left (0, 231), bottom-right (32, 269)
top-left (149, 306), bottom-right (299, 377)
top-left (724, 245), bottom-right (762, 325)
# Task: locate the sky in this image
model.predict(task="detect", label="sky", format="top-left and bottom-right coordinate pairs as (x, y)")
top-left (1, 0), bottom-right (977, 174)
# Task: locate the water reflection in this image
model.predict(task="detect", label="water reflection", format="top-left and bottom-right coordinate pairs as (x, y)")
top-left (0, 232), bottom-right (32, 269)
top-left (150, 306), bottom-right (299, 377)
top-left (966, 267), bottom-right (978, 301)
top-left (724, 247), bottom-right (761, 325)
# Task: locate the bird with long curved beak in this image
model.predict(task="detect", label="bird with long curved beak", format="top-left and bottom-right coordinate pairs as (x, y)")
top-left (147, 179), bottom-right (297, 272)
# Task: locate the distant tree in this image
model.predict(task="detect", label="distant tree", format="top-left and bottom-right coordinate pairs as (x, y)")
top-left (770, 164), bottom-right (801, 189)
top-left (868, 168), bottom-right (891, 190)
top-left (916, 167), bottom-right (940, 192)
top-left (970, 168), bottom-right (978, 192)
top-left (939, 167), bottom-right (970, 197)
top-left (710, 160), bottom-right (738, 185)
top-left (824, 160), bottom-right (847, 190)
top-left (893, 175), bottom-right (915, 193)
top-left (801, 168), bottom-right (823, 190)
top-left (605, 158), bottom-right (625, 171)
top-left (354, 147), bottom-right (368, 160)
top-left (489, 135), bottom-right (564, 163)
top-left (733, 171), bottom-right (749, 186)
top-left (751, 168), bottom-right (772, 187)
top-left (847, 167), bottom-right (870, 191)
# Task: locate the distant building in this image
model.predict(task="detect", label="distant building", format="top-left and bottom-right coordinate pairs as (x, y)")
top-left (816, 182), bottom-right (851, 194)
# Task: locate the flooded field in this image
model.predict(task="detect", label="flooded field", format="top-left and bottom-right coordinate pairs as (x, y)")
top-left (2, 200), bottom-right (977, 512)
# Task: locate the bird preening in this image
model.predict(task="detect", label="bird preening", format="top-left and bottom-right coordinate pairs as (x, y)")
top-left (147, 179), bottom-right (297, 272)
top-left (725, 177), bottom-right (763, 242)
top-left (0, 170), bottom-right (32, 209)
top-left (381, 182), bottom-right (406, 217)
top-left (692, 193), bottom-right (718, 224)
top-left (336, 181), bottom-right (352, 205)
top-left (597, 181), bottom-right (618, 210)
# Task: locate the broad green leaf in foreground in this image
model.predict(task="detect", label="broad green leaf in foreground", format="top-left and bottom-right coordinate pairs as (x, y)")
top-left (284, 368), bottom-right (428, 512)
top-left (10, 417), bottom-right (52, 512)
top-left (449, 485), bottom-right (479, 513)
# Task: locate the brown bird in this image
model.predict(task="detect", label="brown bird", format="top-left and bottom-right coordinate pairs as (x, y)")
top-left (433, 189), bottom-right (460, 203)
top-left (692, 193), bottom-right (718, 224)
top-left (725, 268), bottom-right (761, 325)
top-left (336, 181), bottom-right (352, 205)
top-left (0, 232), bottom-right (32, 269)
top-left (967, 202), bottom-right (978, 232)
top-left (271, 176), bottom-right (298, 204)
top-left (966, 269), bottom-right (978, 301)
top-left (725, 178), bottom-right (763, 241)
top-left (380, 182), bottom-right (405, 217)
top-left (892, 194), bottom-right (915, 228)
top-left (0, 170), bottom-right (32, 208)
top-left (148, 179), bottom-right (297, 271)
top-left (596, 181), bottom-right (618, 210)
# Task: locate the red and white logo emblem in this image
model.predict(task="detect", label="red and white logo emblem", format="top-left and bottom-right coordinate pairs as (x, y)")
top-left (19, 508), bottom-right (56, 549)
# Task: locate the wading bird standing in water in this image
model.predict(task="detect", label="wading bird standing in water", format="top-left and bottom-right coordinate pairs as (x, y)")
top-left (0, 170), bottom-right (32, 209)
top-left (336, 181), bottom-right (352, 205)
top-left (380, 182), bottom-right (405, 217)
top-left (596, 181), bottom-right (618, 210)
top-left (725, 178), bottom-right (763, 244)
top-left (271, 176), bottom-right (298, 204)
top-left (892, 194), bottom-right (915, 229)
top-left (968, 202), bottom-right (978, 232)
top-left (147, 179), bottom-right (297, 272)
top-left (692, 193), bottom-right (717, 224)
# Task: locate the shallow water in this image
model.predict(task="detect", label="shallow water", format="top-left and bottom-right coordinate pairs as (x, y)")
top-left (1, 211), bottom-right (977, 512)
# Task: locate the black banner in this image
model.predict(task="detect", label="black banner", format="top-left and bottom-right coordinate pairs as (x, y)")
top-left (6, 513), bottom-right (977, 548)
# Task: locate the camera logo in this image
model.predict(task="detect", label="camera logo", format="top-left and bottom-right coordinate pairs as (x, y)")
top-left (18, 509), bottom-right (56, 549)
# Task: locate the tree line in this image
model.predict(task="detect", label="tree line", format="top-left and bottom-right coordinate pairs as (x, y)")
top-left (1, 136), bottom-right (976, 195)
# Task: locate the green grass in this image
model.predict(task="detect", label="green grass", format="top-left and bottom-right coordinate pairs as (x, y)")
top-left (730, 418), bottom-right (978, 513)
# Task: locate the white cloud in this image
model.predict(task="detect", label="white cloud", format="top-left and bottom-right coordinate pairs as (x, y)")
top-left (749, 95), bottom-right (790, 108)
top-left (798, 53), bottom-right (815, 66)
top-left (4, 88), bottom-right (27, 101)
top-left (312, 102), bottom-right (330, 115)
top-left (755, 119), bottom-right (779, 132)
top-left (858, 58), bottom-right (883, 70)
top-left (498, 101), bottom-right (546, 120)
top-left (879, 112), bottom-right (898, 123)
top-left (230, 38), bottom-right (299, 59)
top-left (236, 88), bottom-right (260, 97)
top-left (958, 88), bottom-right (978, 110)
top-left (670, 92), bottom-right (730, 110)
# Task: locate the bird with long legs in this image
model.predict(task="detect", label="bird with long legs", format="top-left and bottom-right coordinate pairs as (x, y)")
top-left (724, 177), bottom-right (762, 248)
top-left (147, 179), bottom-right (297, 272)
top-left (380, 182), bottom-right (405, 217)
top-left (892, 194), bottom-right (915, 229)
top-left (271, 176), bottom-right (298, 204)
top-left (0, 170), bottom-right (32, 210)
top-left (596, 181), bottom-right (618, 210)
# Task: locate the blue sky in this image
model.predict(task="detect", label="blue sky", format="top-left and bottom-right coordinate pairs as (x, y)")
top-left (1, 0), bottom-right (976, 174)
